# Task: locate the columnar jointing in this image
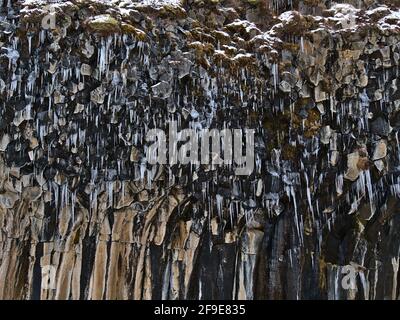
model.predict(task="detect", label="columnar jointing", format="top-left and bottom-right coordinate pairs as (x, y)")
top-left (0, 0), bottom-right (400, 300)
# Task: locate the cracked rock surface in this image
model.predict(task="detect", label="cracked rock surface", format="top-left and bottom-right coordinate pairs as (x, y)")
top-left (1, 0), bottom-right (400, 299)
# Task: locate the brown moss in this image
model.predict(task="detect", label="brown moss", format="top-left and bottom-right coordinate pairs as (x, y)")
top-left (196, 55), bottom-right (212, 70)
top-left (159, 5), bottom-right (187, 19)
top-left (278, 61), bottom-right (293, 73)
top-left (263, 112), bottom-right (291, 154)
top-left (86, 14), bottom-right (121, 34)
top-left (212, 30), bottom-right (232, 44)
top-left (212, 51), bottom-right (232, 68)
top-left (304, 108), bottom-right (321, 138)
top-left (291, 107), bottom-right (321, 138)
top-left (191, 28), bottom-right (216, 44)
top-left (121, 23), bottom-right (147, 41)
top-left (188, 41), bottom-right (215, 54)
top-left (232, 53), bottom-right (255, 65)
top-left (263, 113), bottom-right (290, 132)
top-left (275, 12), bottom-right (315, 36)
top-left (281, 144), bottom-right (298, 161)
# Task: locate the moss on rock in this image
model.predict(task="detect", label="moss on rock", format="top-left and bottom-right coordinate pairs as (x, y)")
top-left (86, 14), bottom-right (121, 34)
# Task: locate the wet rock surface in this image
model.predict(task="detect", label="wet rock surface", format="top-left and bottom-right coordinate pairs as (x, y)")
top-left (0, 0), bottom-right (400, 300)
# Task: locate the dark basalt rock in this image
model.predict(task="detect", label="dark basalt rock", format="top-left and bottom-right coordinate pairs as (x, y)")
top-left (0, 0), bottom-right (400, 300)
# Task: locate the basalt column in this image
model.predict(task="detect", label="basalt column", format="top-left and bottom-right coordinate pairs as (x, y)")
top-left (1, 0), bottom-right (400, 300)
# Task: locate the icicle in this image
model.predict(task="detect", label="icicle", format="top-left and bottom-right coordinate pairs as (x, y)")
top-left (304, 172), bottom-right (314, 217)
top-left (216, 194), bottom-right (223, 217)
top-left (365, 170), bottom-right (375, 216)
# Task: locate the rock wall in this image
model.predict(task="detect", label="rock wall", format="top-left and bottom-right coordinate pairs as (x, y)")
top-left (0, 0), bottom-right (400, 300)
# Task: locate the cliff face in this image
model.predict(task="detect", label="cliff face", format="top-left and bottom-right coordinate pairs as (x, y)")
top-left (0, 0), bottom-right (400, 300)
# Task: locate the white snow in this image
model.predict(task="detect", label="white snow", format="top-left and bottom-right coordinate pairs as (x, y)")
top-left (278, 11), bottom-right (297, 23)
top-left (137, 0), bottom-right (182, 6)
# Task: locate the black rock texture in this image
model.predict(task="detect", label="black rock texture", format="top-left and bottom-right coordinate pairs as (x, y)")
top-left (1, 0), bottom-right (400, 300)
